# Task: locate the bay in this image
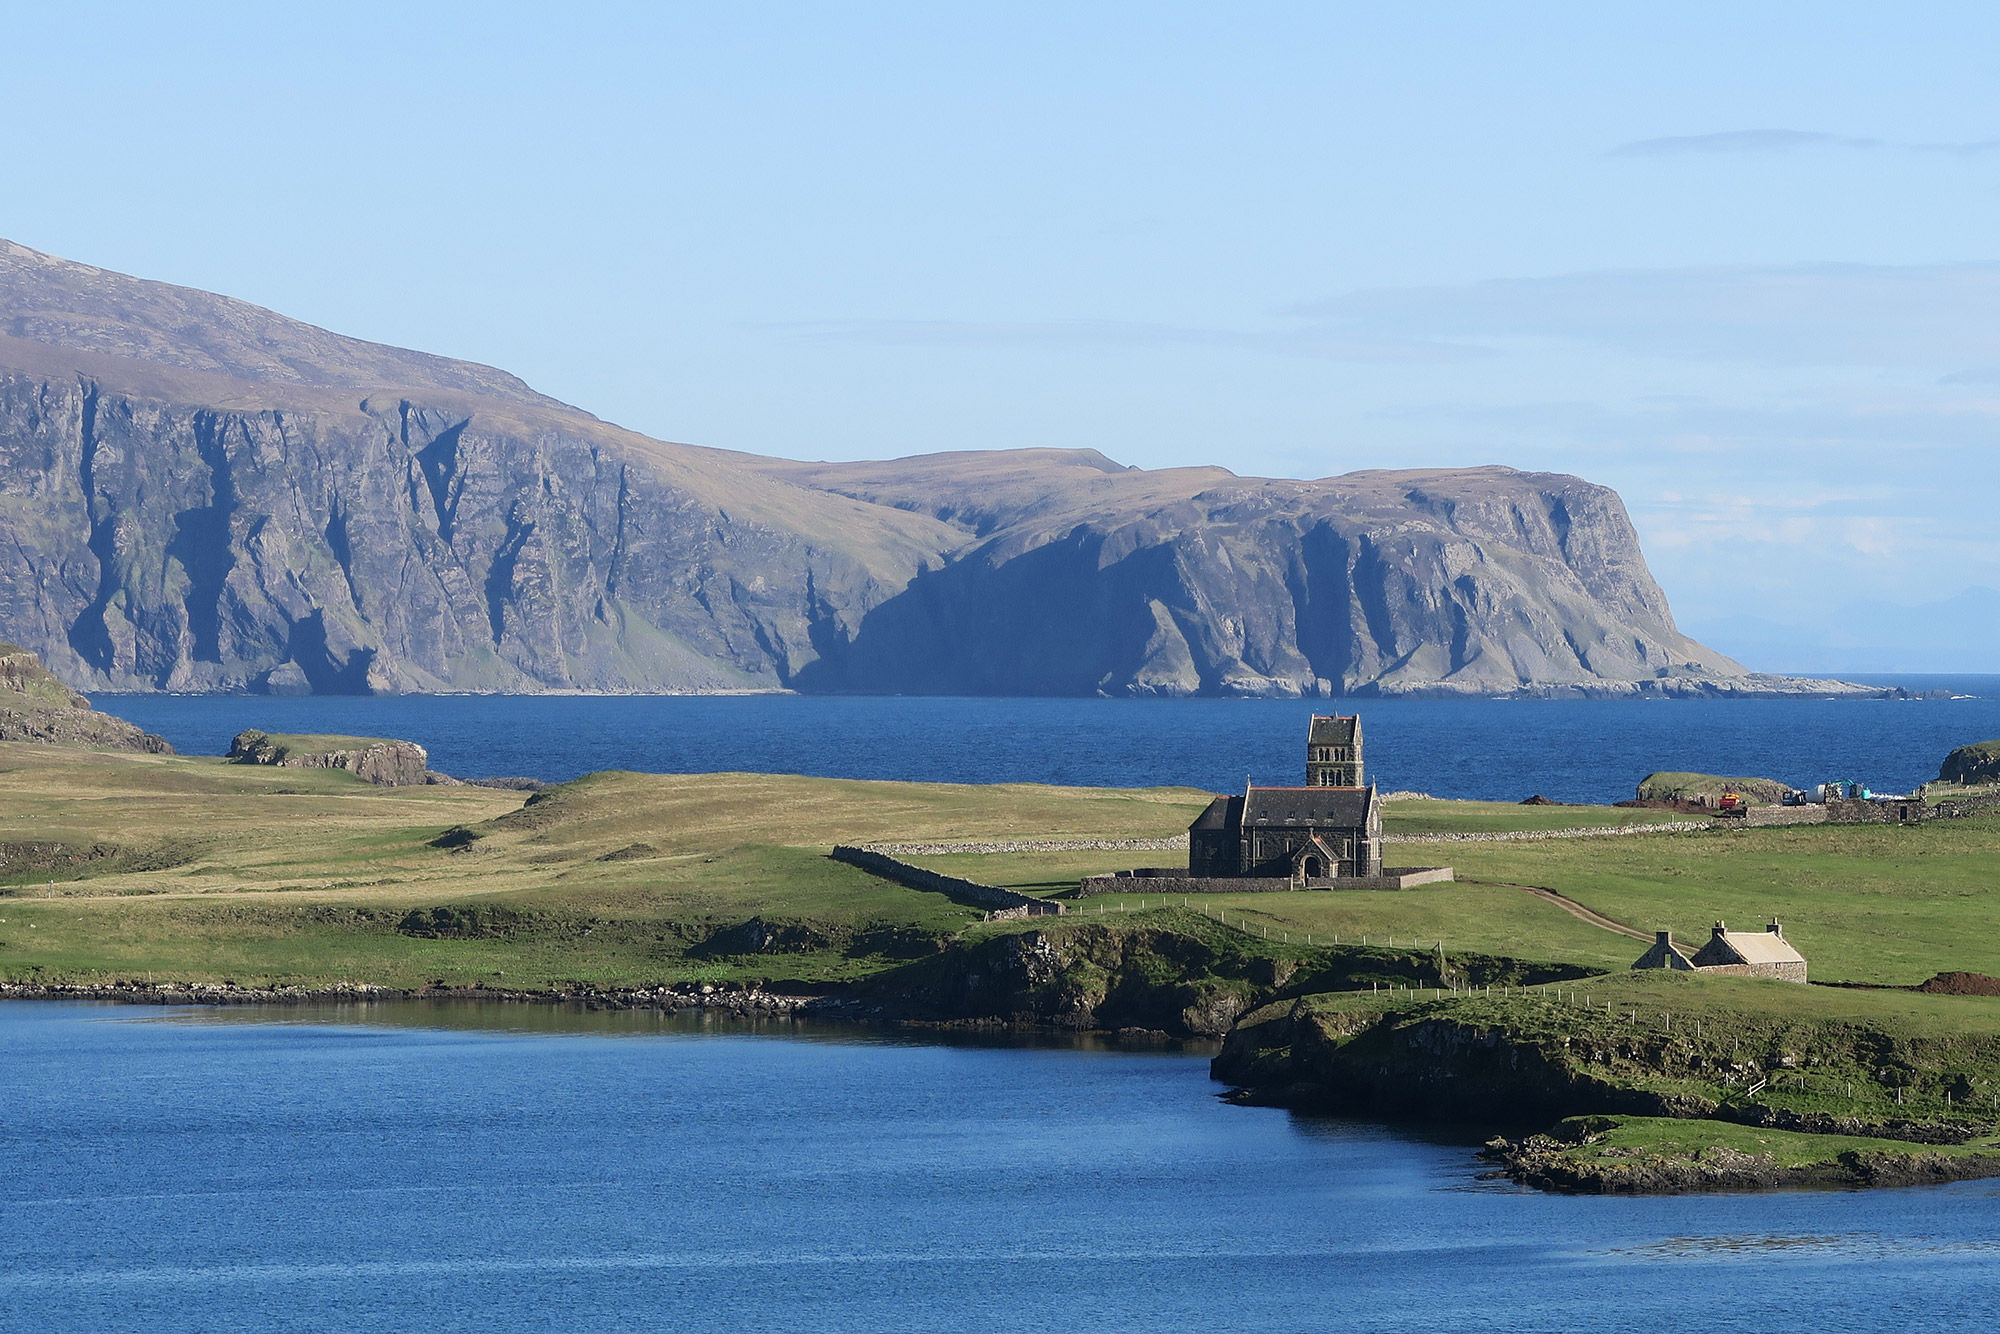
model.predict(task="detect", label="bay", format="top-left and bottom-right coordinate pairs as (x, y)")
top-left (3, 1003), bottom-right (1998, 1333)
top-left (100, 674), bottom-right (2000, 803)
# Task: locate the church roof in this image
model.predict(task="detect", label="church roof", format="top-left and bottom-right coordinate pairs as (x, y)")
top-left (1243, 786), bottom-right (1373, 828)
top-left (1189, 795), bottom-right (1242, 832)
top-left (1307, 715), bottom-right (1360, 746)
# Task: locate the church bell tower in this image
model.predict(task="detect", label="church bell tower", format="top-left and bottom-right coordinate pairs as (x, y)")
top-left (1306, 714), bottom-right (1362, 787)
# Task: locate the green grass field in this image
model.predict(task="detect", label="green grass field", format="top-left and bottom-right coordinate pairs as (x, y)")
top-left (1434, 815), bottom-right (2000, 984)
top-left (0, 744), bottom-right (1207, 989)
top-left (5, 739), bottom-right (2000, 999)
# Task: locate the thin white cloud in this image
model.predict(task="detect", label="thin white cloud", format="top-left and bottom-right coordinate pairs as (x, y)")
top-left (1610, 129), bottom-right (1882, 157)
top-left (1609, 129), bottom-right (2000, 158)
top-left (763, 317), bottom-right (1487, 364)
top-left (1289, 262), bottom-right (2000, 368)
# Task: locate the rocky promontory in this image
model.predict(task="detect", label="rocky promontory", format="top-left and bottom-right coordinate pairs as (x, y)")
top-left (1211, 975), bottom-right (2000, 1193)
top-left (227, 729), bottom-right (430, 786)
top-left (0, 642), bottom-right (171, 752)
top-left (1939, 740), bottom-right (2000, 786)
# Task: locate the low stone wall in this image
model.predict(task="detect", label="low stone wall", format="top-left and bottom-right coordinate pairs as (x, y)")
top-left (1741, 805), bottom-right (1830, 826)
top-left (1932, 791), bottom-right (2000, 820)
top-left (829, 846), bottom-right (1062, 918)
top-left (1077, 866), bottom-right (1453, 896)
top-left (1688, 961), bottom-right (1809, 984)
top-left (1393, 822), bottom-right (1710, 844)
top-left (861, 836), bottom-right (1188, 856)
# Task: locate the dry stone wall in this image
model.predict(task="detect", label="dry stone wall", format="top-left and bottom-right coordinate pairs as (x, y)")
top-left (829, 846), bottom-right (1062, 918)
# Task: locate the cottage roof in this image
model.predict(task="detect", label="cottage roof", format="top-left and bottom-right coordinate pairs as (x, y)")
top-left (1243, 785), bottom-right (1373, 828)
top-left (1695, 922), bottom-right (1806, 966)
top-left (1712, 931), bottom-right (1806, 965)
top-left (1307, 715), bottom-right (1359, 746)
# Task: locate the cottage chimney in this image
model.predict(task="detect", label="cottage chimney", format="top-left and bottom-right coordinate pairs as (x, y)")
top-left (1712, 921), bottom-right (1727, 939)
top-left (1656, 929), bottom-right (1672, 946)
top-left (1768, 921), bottom-right (1783, 937)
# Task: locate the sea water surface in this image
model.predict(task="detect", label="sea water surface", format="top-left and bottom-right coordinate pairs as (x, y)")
top-left (99, 673), bottom-right (2000, 802)
top-left (5, 1002), bottom-right (1999, 1333)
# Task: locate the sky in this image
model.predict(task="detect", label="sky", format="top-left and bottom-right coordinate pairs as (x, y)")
top-left (4, 2), bottom-right (1998, 672)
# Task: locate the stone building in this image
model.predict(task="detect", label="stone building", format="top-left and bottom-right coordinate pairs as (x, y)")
top-left (1630, 930), bottom-right (1696, 971)
top-left (1188, 714), bottom-right (1383, 883)
top-left (1632, 922), bottom-right (1807, 983)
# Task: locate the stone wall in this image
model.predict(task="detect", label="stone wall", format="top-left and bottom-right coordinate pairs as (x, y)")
top-left (1692, 961), bottom-right (1809, 984)
top-left (1077, 866), bottom-right (1452, 896)
top-left (828, 846), bottom-right (1062, 918)
top-left (1926, 790), bottom-right (2000, 821)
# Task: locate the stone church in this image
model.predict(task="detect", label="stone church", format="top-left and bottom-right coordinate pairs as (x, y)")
top-left (1188, 715), bottom-right (1384, 882)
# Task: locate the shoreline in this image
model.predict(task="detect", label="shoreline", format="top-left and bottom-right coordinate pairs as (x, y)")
top-left (0, 978), bottom-right (840, 1016)
top-left (11, 979), bottom-right (1996, 1194)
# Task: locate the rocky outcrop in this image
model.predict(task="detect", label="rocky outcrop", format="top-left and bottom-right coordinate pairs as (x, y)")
top-left (0, 237), bottom-right (1855, 698)
top-left (0, 641), bottom-right (172, 751)
top-left (1939, 740), bottom-right (2000, 786)
top-left (226, 728), bottom-right (429, 785)
top-left (1635, 773), bottom-right (1795, 807)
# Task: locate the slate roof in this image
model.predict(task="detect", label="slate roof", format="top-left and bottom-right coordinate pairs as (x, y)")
top-left (1307, 715), bottom-right (1359, 746)
top-left (1243, 786), bottom-right (1374, 828)
top-left (1189, 795), bottom-right (1242, 833)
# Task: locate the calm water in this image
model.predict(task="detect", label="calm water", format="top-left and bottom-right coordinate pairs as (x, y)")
top-left (3, 1003), bottom-right (1998, 1333)
top-left (101, 674), bottom-right (2000, 803)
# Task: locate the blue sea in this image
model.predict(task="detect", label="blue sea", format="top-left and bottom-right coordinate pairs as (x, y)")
top-left (6, 1002), bottom-right (2000, 1333)
top-left (101, 673), bottom-right (2000, 803)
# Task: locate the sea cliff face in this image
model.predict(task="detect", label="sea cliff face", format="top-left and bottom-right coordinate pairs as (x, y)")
top-left (0, 237), bottom-right (1817, 698)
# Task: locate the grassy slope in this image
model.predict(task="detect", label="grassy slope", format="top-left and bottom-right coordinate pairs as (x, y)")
top-left (1382, 800), bottom-right (1687, 834)
top-left (1573, 1117), bottom-right (1999, 1168)
top-left (0, 745), bottom-right (1208, 989)
top-left (1435, 815), bottom-right (2000, 985)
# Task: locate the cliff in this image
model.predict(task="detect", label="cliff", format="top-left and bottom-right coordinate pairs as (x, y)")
top-left (0, 641), bottom-right (172, 752)
top-left (1939, 740), bottom-right (2000, 786)
top-left (0, 237), bottom-right (1829, 698)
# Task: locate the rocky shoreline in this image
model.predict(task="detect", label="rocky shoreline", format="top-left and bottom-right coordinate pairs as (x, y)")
top-left (0, 979), bottom-right (834, 1017)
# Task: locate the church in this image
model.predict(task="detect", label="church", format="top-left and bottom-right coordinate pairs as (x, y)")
top-left (1188, 715), bottom-right (1384, 883)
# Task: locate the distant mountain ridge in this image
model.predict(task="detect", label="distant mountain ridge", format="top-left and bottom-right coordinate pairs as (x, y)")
top-left (0, 237), bottom-right (1852, 698)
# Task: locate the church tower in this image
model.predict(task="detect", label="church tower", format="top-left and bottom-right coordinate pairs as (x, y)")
top-left (1306, 714), bottom-right (1362, 787)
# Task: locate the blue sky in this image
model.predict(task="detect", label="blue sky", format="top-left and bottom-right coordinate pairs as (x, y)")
top-left (6, 2), bottom-right (1999, 670)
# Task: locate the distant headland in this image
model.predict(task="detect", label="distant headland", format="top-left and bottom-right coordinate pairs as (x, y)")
top-left (0, 237), bottom-right (1871, 702)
